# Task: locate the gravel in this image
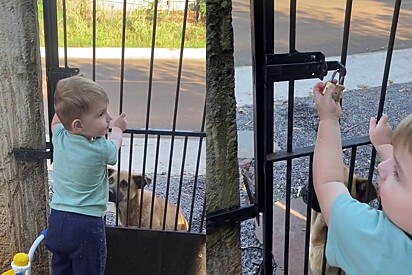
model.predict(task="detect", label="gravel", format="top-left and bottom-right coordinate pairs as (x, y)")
top-left (105, 173), bottom-right (206, 232)
top-left (237, 82), bottom-right (412, 274)
top-left (49, 171), bottom-right (206, 233)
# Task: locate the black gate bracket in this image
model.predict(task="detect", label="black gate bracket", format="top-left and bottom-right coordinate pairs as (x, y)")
top-left (206, 205), bottom-right (257, 233)
top-left (265, 51), bottom-right (345, 82)
top-left (13, 148), bottom-right (52, 160)
top-left (47, 66), bottom-right (80, 82)
top-left (13, 142), bottom-right (53, 160)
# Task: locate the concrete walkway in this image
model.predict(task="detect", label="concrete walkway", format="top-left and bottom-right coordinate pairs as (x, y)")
top-left (255, 198), bottom-right (313, 275)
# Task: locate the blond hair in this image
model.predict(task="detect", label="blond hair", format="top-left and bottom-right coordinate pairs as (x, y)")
top-left (392, 114), bottom-right (412, 154)
top-left (54, 76), bottom-right (109, 129)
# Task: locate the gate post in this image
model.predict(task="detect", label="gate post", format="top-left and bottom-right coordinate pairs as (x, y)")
top-left (251, 0), bottom-right (275, 273)
top-left (42, 0), bottom-right (79, 138)
top-left (42, 0), bottom-right (59, 135)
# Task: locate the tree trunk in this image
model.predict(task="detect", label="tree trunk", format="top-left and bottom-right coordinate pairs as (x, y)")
top-left (206, 0), bottom-right (241, 273)
top-left (0, 1), bottom-right (49, 274)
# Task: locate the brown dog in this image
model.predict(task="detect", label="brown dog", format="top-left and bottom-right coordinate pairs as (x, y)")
top-left (108, 168), bottom-right (189, 231)
top-left (304, 166), bottom-right (377, 275)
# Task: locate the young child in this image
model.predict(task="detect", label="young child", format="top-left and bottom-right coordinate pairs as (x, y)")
top-left (312, 82), bottom-right (412, 274)
top-left (44, 76), bottom-right (127, 275)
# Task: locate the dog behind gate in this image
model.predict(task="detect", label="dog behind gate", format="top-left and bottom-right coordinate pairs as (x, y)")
top-left (108, 168), bottom-right (189, 231)
top-left (299, 165), bottom-right (377, 275)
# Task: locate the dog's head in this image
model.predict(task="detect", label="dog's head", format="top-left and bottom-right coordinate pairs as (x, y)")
top-left (298, 165), bottom-right (377, 211)
top-left (342, 166), bottom-right (377, 203)
top-left (108, 168), bottom-right (151, 203)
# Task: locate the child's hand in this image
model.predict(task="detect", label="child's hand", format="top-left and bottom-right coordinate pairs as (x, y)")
top-left (111, 114), bottom-right (127, 132)
top-left (313, 81), bottom-right (342, 121)
top-left (369, 114), bottom-right (392, 147)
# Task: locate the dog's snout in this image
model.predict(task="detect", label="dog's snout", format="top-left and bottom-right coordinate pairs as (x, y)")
top-left (109, 188), bottom-right (117, 203)
top-left (298, 185), bottom-right (309, 205)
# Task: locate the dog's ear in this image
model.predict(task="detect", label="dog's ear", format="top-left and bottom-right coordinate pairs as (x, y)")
top-left (108, 167), bottom-right (116, 177)
top-left (355, 177), bottom-right (373, 203)
top-left (132, 175), bottom-right (149, 189)
top-left (144, 176), bottom-right (152, 186)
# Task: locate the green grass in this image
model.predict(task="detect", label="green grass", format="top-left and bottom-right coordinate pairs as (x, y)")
top-left (37, 0), bottom-right (205, 48)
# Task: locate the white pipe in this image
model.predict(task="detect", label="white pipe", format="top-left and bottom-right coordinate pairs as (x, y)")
top-left (26, 230), bottom-right (47, 275)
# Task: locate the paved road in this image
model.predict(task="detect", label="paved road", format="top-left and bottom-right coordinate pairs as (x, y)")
top-left (233, 0), bottom-right (412, 66)
top-left (43, 58), bottom-right (206, 132)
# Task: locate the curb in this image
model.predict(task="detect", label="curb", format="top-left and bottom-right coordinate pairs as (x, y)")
top-left (40, 47), bottom-right (206, 60)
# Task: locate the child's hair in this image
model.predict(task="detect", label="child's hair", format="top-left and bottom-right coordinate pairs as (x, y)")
top-left (392, 114), bottom-right (412, 154)
top-left (54, 76), bottom-right (109, 129)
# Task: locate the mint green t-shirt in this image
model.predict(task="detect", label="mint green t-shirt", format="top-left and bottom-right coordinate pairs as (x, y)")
top-left (326, 194), bottom-right (412, 275)
top-left (51, 124), bottom-right (118, 217)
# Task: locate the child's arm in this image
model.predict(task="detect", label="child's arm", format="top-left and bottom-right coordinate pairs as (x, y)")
top-left (51, 113), bottom-right (62, 133)
top-left (369, 114), bottom-right (393, 162)
top-left (109, 114), bottom-right (127, 149)
top-left (312, 82), bottom-right (350, 225)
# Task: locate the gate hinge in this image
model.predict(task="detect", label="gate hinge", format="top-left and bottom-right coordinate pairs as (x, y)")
top-left (13, 142), bottom-right (53, 160)
top-left (206, 205), bottom-right (257, 233)
top-left (47, 66), bottom-right (80, 81)
top-left (265, 51), bottom-right (345, 82)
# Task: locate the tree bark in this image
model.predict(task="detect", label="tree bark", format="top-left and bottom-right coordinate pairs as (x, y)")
top-left (0, 1), bottom-right (49, 274)
top-left (206, 0), bottom-right (241, 273)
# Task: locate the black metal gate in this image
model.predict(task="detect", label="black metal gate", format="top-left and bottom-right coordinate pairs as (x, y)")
top-left (251, 0), bottom-right (405, 274)
top-left (39, 0), bottom-right (206, 274)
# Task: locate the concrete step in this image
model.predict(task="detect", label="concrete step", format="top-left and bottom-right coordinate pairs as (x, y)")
top-left (255, 198), bottom-right (314, 275)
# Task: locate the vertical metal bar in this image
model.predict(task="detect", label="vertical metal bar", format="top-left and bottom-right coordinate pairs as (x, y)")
top-left (250, 0), bottom-right (265, 216)
top-left (289, 0), bottom-right (296, 52)
top-left (189, 103), bottom-right (206, 231)
top-left (283, 1), bottom-right (297, 272)
top-left (163, 0), bottom-right (190, 229)
top-left (251, 0), bottom-right (274, 274)
top-left (62, 0), bottom-right (68, 67)
top-left (377, 0), bottom-right (401, 121)
top-left (115, 147), bottom-right (123, 226)
top-left (287, 0), bottom-right (296, 151)
top-left (149, 134), bottom-right (161, 229)
top-left (119, 0), bottom-right (128, 115)
top-left (340, 0), bottom-right (353, 67)
top-left (284, 161), bottom-right (292, 273)
top-left (139, 0), bottom-right (160, 229)
top-left (145, 0), bottom-right (159, 130)
top-left (92, 0), bottom-right (97, 80)
top-left (142, 0), bottom-right (160, 227)
top-left (42, 0), bottom-right (60, 142)
top-left (125, 134), bottom-right (134, 227)
top-left (175, 136), bottom-right (188, 230)
top-left (263, 0), bottom-right (274, 272)
top-left (163, 146), bottom-right (174, 230)
top-left (368, 0), bottom-right (401, 204)
top-left (199, 191), bottom-right (206, 233)
top-left (347, 147), bottom-right (357, 193)
top-left (321, 228), bottom-right (328, 275)
top-left (303, 155), bottom-right (314, 275)
top-left (113, 1), bottom-right (128, 226)
top-left (251, 0), bottom-right (275, 271)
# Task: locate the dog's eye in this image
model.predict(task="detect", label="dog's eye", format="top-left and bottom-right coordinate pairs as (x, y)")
top-left (108, 177), bottom-right (114, 185)
top-left (120, 180), bottom-right (128, 188)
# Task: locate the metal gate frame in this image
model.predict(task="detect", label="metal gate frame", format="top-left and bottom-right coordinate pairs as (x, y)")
top-left (16, 0), bottom-right (207, 274)
top-left (250, 0), bottom-right (402, 274)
